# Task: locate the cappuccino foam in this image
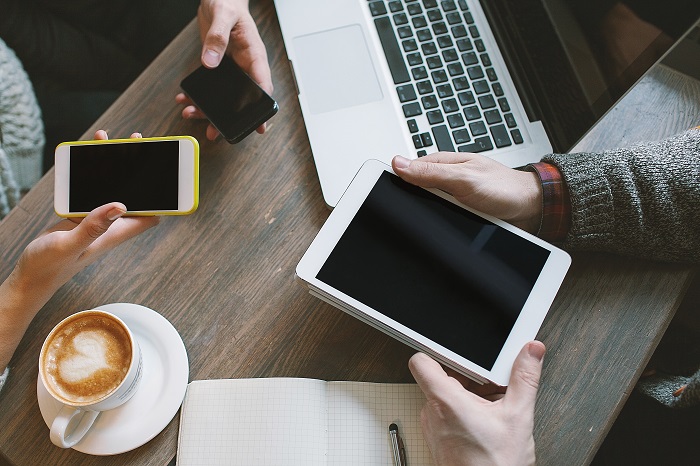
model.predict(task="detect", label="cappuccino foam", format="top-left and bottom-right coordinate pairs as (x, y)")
top-left (42, 313), bottom-right (132, 405)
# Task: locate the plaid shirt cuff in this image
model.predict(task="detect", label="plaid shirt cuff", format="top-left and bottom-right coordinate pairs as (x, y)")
top-left (525, 162), bottom-right (570, 243)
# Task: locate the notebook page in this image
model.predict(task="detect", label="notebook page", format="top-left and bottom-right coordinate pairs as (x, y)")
top-left (327, 382), bottom-right (433, 465)
top-left (176, 378), bottom-right (327, 466)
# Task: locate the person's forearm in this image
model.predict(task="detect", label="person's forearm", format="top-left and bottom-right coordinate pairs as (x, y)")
top-left (0, 271), bottom-right (48, 371)
top-left (543, 128), bottom-right (700, 263)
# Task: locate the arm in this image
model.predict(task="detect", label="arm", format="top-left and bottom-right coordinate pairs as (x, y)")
top-left (393, 127), bottom-right (700, 263)
top-left (409, 342), bottom-right (545, 466)
top-left (0, 203), bottom-right (158, 373)
top-left (176, 0), bottom-right (273, 140)
top-left (0, 132), bottom-right (158, 377)
top-left (391, 152), bottom-right (543, 233)
top-left (544, 127), bottom-right (700, 262)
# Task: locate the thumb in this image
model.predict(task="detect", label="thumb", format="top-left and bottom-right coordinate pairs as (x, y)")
top-left (503, 341), bottom-right (545, 413)
top-left (69, 203), bottom-right (127, 251)
top-left (201, 15), bottom-right (235, 68)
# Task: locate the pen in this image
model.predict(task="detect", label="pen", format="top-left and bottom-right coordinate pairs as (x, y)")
top-left (389, 423), bottom-right (407, 466)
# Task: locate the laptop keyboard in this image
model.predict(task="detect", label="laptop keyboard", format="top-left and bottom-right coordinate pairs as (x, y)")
top-left (367, 0), bottom-right (524, 156)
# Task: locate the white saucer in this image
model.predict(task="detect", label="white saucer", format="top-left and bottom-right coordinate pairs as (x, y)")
top-left (37, 303), bottom-right (189, 455)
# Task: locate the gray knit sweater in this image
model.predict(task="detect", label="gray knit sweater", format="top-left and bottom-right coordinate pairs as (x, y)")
top-left (543, 127), bottom-right (700, 408)
top-left (0, 40), bottom-right (42, 394)
top-left (543, 128), bottom-right (700, 262)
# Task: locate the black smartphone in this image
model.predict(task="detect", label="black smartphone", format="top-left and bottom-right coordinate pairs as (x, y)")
top-left (180, 55), bottom-right (278, 143)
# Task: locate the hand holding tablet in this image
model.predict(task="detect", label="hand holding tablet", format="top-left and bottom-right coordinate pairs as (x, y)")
top-left (296, 160), bottom-right (570, 386)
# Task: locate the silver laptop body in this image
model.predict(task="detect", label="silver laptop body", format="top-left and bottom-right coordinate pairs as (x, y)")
top-left (274, 0), bottom-right (551, 206)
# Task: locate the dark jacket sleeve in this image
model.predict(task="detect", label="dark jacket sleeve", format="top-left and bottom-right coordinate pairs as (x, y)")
top-left (0, 0), bottom-right (145, 90)
top-left (542, 128), bottom-right (700, 263)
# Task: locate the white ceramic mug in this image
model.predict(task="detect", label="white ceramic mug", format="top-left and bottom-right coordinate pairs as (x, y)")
top-left (39, 310), bottom-right (143, 448)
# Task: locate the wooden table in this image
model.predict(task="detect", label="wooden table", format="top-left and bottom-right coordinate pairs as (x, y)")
top-left (1, 1), bottom-right (699, 464)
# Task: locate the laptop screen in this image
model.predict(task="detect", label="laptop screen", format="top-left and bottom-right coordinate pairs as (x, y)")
top-left (482, 0), bottom-right (700, 152)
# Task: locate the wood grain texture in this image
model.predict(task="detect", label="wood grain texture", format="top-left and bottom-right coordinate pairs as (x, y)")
top-left (0, 1), bottom-right (698, 464)
top-left (536, 64), bottom-right (700, 465)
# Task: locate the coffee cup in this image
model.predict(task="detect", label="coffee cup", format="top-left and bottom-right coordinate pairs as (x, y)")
top-left (39, 310), bottom-right (143, 448)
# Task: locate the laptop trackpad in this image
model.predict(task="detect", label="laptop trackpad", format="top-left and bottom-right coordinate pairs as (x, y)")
top-left (293, 25), bottom-right (383, 114)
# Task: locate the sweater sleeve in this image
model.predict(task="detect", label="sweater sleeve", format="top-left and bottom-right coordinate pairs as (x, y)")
top-left (541, 128), bottom-right (700, 263)
top-left (0, 367), bottom-right (8, 393)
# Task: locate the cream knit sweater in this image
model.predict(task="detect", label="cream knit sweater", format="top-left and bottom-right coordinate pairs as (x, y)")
top-left (0, 38), bottom-right (44, 218)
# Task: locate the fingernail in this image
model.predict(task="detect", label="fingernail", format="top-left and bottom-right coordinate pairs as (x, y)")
top-left (107, 207), bottom-right (126, 221)
top-left (528, 342), bottom-right (546, 362)
top-left (394, 156), bottom-right (411, 169)
top-left (203, 49), bottom-right (220, 68)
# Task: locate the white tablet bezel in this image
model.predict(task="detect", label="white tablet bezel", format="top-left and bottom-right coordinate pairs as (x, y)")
top-left (54, 137), bottom-right (199, 217)
top-left (296, 159), bottom-right (571, 385)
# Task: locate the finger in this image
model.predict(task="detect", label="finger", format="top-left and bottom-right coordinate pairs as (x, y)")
top-left (84, 216), bottom-right (160, 259)
top-left (241, 46), bottom-right (273, 96)
top-left (444, 366), bottom-right (507, 397)
top-left (414, 152), bottom-right (473, 164)
top-left (94, 130), bottom-right (109, 140)
top-left (206, 124), bottom-right (221, 141)
top-left (93, 130), bottom-right (142, 140)
top-left (249, 57), bottom-right (274, 96)
top-left (443, 365), bottom-right (480, 390)
top-left (201, 10), bottom-right (239, 68)
top-left (409, 353), bottom-right (482, 403)
top-left (182, 105), bottom-right (208, 120)
top-left (176, 93), bottom-right (194, 105)
top-left (503, 341), bottom-right (545, 413)
top-left (229, 15), bottom-right (273, 94)
top-left (44, 218), bottom-right (83, 234)
top-left (409, 353), bottom-right (448, 398)
top-left (67, 203), bottom-right (128, 252)
top-left (392, 155), bottom-right (470, 190)
top-left (483, 393), bottom-right (506, 402)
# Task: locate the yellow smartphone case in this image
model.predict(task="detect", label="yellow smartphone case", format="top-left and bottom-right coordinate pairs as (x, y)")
top-left (54, 136), bottom-right (199, 217)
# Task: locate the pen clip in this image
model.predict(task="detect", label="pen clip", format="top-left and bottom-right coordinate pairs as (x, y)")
top-left (398, 433), bottom-right (407, 466)
top-left (389, 423), bottom-right (407, 466)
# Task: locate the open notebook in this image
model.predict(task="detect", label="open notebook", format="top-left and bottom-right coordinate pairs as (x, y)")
top-left (176, 378), bottom-right (432, 465)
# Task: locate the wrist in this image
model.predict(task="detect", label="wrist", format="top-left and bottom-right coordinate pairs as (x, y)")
top-left (516, 170), bottom-right (543, 234)
top-left (2, 268), bottom-right (31, 309)
top-left (523, 162), bottom-right (570, 242)
top-left (2, 264), bottom-right (54, 315)
top-left (0, 271), bottom-right (46, 370)
top-left (435, 444), bottom-right (535, 466)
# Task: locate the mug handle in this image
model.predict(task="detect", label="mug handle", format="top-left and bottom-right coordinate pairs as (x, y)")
top-left (50, 405), bottom-right (100, 448)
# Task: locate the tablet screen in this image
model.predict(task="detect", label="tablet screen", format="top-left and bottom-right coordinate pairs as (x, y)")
top-left (317, 172), bottom-right (551, 370)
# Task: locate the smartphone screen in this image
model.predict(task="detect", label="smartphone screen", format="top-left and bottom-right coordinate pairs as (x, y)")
top-left (180, 56), bottom-right (278, 143)
top-left (68, 141), bottom-right (179, 212)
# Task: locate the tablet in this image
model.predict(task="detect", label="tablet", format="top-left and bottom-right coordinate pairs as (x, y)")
top-left (296, 159), bottom-right (571, 385)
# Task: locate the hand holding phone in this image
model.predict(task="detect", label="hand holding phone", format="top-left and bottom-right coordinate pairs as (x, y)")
top-left (54, 136), bottom-right (199, 217)
top-left (180, 55), bottom-right (278, 143)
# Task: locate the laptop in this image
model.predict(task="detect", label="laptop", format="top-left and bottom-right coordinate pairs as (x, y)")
top-left (274, 0), bottom-right (700, 206)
